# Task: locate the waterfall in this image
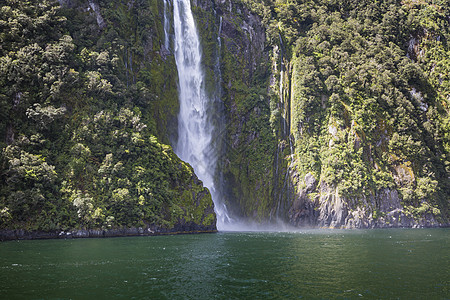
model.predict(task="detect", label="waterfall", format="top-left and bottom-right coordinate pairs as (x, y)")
top-left (279, 33), bottom-right (287, 137)
top-left (163, 0), bottom-right (170, 51)
top-left (172, 0), bottom-right (230, 230)
top-left (217, 16), bottom-right (223, 48)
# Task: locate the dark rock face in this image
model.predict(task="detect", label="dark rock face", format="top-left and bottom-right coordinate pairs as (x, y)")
top-left (288, 172), bottom-right (444, 229)
top-left (192, 0), bottom-right (280, 221)
top-left (218, 3), bottom-right (265, 80)
top-left (288, 173), bottom-right (319, 227)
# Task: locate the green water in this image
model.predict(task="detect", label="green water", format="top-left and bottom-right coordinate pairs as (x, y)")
top-left (0, 229), bottom-right (448, 299)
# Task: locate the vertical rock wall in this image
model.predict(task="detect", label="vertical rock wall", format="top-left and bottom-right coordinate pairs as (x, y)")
top-left (190, 0), bottom-right (448, 228)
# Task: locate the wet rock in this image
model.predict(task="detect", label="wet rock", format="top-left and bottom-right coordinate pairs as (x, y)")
top-left (286, 175), bottom-right (446, 229)
top-left (304, 173), bottom-right (317, 193)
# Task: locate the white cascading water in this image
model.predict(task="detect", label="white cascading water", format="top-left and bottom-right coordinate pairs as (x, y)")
top-left (163, 0), bottom-right (170, 51)
top-left (171, 0), bottom-right (230, 230)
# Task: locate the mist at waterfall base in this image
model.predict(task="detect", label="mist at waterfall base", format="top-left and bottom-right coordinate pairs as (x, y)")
top-left (1, 229), bottom-right (448, 299)
top-left (169, 1), bottom-right (295, 232)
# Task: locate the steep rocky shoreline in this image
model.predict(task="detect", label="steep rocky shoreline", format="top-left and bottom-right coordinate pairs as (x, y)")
top-left (0, 223), bottom-right (217, 242)
top-left (288, 173), bottom-right (447, 229)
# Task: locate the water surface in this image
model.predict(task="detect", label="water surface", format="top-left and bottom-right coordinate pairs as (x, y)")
top-left (0, 229), bottom-right (448, 299)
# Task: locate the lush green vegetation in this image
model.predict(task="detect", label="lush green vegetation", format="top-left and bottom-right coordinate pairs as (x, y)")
top-left (0, 0), bottom-right (448, 230)
top-left (236, 0), bottom-right (449, 222)
top-left (0, 0), bottom-right (215, 232)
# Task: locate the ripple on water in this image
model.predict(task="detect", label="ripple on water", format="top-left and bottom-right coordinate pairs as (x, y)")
top-left (0, 229), bottom-right (448, 299)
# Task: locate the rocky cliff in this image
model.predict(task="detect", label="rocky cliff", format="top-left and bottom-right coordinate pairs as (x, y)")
top-left (193, 0), bottom-right (284, 222)
top-left (192, 0), bottom-right (449, 228)
top-left (0, 0), bottom-right (448, 235)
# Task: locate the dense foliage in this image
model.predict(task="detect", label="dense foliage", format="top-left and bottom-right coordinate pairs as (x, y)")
top-left (237, 0), bottom-right (449, 222)
top-left (0, 0), bottom-right (448, 231)
top-left (0, 0), bottom-right (215, 232)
